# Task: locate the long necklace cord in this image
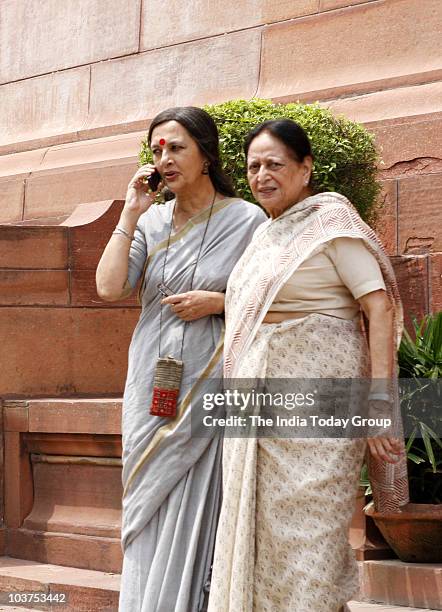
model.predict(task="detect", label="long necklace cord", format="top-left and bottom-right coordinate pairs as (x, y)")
top-left (158, 190), bottom-right (217, 359)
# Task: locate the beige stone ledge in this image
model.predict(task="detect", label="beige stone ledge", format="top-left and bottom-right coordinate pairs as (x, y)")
top-left (24, 160), bottom-right (137, 220)
top-left (0, 149), bottom-right (47, 178)
top-left (39, 132), bottom-right (144, 173)
top-left (0, 0), bottom-right (141, 85)
top-left (0, 133), bottom-right (142, 221)
top-left (323, 81), bottom-right (442, 125)
top-left (0, 120), bottom-right (150, 158)
top-left (319, 0), bottom-right (377, 10)
top-left (27, 398), bottom-right (122, 435)
top-left (1, 80), bottom-right (440, 179)
top-left (0, 133), bottom-right (142, 179)
top-left (258, 0), bottom-right (442, 102)
top-left (140, 0), bottom-right (318, 50)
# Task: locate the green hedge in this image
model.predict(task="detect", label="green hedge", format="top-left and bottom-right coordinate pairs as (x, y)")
top-left (140, 99), bottom-right (381, 224)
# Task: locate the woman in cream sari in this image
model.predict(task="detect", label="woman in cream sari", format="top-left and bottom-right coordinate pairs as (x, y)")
top-left (208, 120), bottom-right (409, 612)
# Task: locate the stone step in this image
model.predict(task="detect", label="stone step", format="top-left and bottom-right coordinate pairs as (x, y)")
top-left (0, 557), bottom-right (437, 612)
top-left (0, 557), bottom-right (120, 612)
top-left (0, 593), bottom-right (431, 612)
top-left (0, 602), bottom-right (431, 612)
top-left (359, 560), bottom-right (442, 610)
top-left (0, 608), bottom-right (39, 611)
top-left (7, 529), bottom-right (122, 576)
top-left (348, 603), bottom-right (431, 612)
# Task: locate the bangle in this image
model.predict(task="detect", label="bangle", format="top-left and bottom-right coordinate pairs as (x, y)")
top-left (112, 225), bottom-right (134, 240)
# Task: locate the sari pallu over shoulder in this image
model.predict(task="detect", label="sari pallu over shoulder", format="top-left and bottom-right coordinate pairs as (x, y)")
top-left (224, 192), bottom-right (409, 513)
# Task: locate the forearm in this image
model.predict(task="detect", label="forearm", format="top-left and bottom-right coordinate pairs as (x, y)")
top-left (162, 290), bottom-right (225, 320)
top-left (368, 305), bottom-right (394, 380)
top-left (360, 290), bottom-right (404, 461)
top-left (95, 209), bottom-right (140, 301)
top-left (359, 290), bottom-right (394, 381)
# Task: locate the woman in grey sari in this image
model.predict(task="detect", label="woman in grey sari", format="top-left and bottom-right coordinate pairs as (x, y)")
top-left (96, 106), bottom-right (266, 612)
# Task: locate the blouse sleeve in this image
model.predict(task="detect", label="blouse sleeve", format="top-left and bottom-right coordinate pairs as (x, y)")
top-left (325, 237), bottom-right (386, 300)
top-left (127, 219), bottom-right (148, 289)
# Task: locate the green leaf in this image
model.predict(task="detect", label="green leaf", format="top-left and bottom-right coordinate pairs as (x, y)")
top-left (420, 422), bottom-right (437, 472)
top-left (405, 428), bottom-right (417, 451)
top-left (420, 422), bottom-right (442, 451)
top-left (407, 452), bottom-right (426, 465)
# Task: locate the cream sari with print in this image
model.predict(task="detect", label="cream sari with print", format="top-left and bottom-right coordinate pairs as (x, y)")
top-left (208, 193), bottom-right (408, 612)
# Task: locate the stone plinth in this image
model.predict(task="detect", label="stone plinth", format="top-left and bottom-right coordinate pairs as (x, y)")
top-left (2, 399), bottom-right (123, 574)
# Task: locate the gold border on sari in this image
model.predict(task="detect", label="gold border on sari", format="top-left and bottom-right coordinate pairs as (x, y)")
top-left (137, 198), bottom-right (236, 303)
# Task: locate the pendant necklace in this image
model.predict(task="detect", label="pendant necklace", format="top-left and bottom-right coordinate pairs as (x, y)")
top-left (149, 191), bottom-right (217, 418)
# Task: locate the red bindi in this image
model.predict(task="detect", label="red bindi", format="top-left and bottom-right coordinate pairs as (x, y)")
top-left (159, 138), bottom-right (166, 146)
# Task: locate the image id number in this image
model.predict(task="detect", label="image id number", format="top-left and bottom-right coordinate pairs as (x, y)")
top-left (6, 591), bottom-right (67, 604)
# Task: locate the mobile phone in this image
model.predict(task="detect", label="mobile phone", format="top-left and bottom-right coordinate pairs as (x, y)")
top-left (157, 282), bottom-right (174, 297)
top-left (148, 169), bottom-right (162, 192)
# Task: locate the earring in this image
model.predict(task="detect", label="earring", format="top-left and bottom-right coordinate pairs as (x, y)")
top-left (202, 161), bottom-right (210, 175)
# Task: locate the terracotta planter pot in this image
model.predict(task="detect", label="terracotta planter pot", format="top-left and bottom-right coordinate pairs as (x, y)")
top-left (366, 503), bottom-right (442, 563)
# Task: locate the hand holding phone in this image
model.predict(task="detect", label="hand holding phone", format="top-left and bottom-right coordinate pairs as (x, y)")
top-left (148, 169), bottom-right (162, 192)
top-left (125, 165), bottom-right (161, 215)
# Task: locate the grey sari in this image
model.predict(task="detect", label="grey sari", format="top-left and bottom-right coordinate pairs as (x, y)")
top-left (119, 197), bottom-right (266, 612)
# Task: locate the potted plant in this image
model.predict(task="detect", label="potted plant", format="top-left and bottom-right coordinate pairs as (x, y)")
top-left (365, 311), bottom-right (442, 562)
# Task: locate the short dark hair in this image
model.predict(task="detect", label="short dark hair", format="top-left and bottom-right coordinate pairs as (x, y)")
top-left (148, 106), bottom-right (236, 198)
top-left (244, 119), bottom-right (313, 163)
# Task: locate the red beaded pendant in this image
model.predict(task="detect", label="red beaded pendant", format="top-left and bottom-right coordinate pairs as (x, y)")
top-left (149, 356), bottom-right (183, 419)
top-left (150, 387), bottom-right (180, 418)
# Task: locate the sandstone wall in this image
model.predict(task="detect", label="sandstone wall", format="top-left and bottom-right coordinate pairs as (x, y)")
top-left (1, 0), bottom-right (441, 321)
